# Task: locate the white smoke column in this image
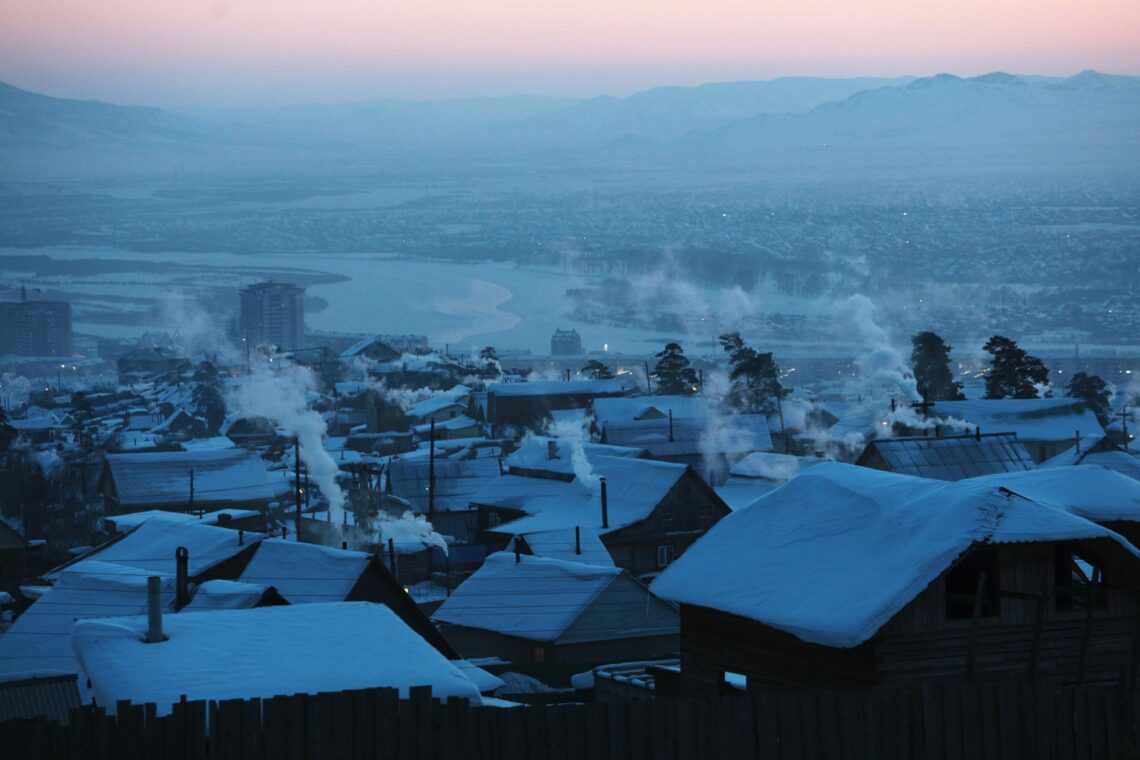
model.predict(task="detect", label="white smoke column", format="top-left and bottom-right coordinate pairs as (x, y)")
top-left (0, 373), bottom-right (33, 410)
top-left (158, 295), bottom-right (241, 364)
top-left (846, 294), bottom-right (920, 403)
top-left (547, 415), bottom-right (600, 495)
top-left (375, 510), bottom-right (449, 554)
top-left (228, 361), bottom-right (346, 518)
top-left (697, 369), bottom-right (756, 482)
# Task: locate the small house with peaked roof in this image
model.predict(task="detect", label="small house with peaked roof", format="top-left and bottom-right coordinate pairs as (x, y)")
top-left (652, 463), bottom-right (1140, 695)
top-left (433, 553), bottom-right (678, 664)
top-left (856, 432), bottom-right (1035, 481)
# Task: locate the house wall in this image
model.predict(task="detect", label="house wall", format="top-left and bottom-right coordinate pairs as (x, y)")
top-left (603, 471), bottom-right (728, 578)
top-left (436, 624), bottom-right (678, 665)
top-left (678, 540), bottom-right (1140, 697)
top-left (558, 575), bottom-right (679, 645)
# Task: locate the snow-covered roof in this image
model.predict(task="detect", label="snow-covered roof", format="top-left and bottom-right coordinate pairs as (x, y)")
top-left (474, 456), bottom-right (688, 535)
top-left (967, 465), bottom-right (1140, 524)
top-left (592, 396), bottom-right (710, 426)
top-left (714, 479), bottom-right (782, 511)
top-left (105, 449), bottom-right (278, 508)
top-left (931, 399), bottom-right (1105, 443)
top-left (487, 379), bottom-right (634, 398)
top-left (858, 433), bottom-right (1036, 481)
top-left (338, 337), bottom-right (398, 360)
top-left (46, 514), bottom-right (263, 581)
top-left (183, 580), bottom-right (274, 611)
top-left (651, 462), bottom-right (1139, 649)
top-left (237, 539), bottom-right (371, 605)
top-left (504, 436), bottom-right (645, 477)
top-left (413, 415), bottom-right (478, 434)
top-left (729, 452), bottom-right (828, 481)
top-left (178, 436), bottom-right (237, 452)
top-left (102, 508), bottom-right (260, 534)
top-left (73, 602), bottom-right (482, 714)
top-left (0, 562), bottom-right (176, 679)
top-left (1040, 437), bottom-right (1140, 482)
top-left (432, 553), bottom-right (622, 641)
top-left (509, 527), bottom-right (614, 567)
top-left (408, 392), bottom-right (469, 420)
top-left (602, 414), bottom-right (772, 458)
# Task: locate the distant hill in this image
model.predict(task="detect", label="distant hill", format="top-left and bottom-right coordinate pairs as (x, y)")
top-left (678, 71), bottom-right (1140, 174)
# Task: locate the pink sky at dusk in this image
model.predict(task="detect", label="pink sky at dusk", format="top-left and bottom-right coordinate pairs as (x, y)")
top-left (1, 0), bottom-right (1137, 105)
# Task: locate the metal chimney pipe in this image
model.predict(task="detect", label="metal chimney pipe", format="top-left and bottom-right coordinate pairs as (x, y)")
top-left (175, 547), bottom-right (189, 610)
top-left (146, 576), bottom-right (163, 644)
top-left (575, 526), bottom-right (582, 555)
top-left (600, 477), bottom-right (609, 529)
top-left (668, 410), bottom-right (674, 443)
top-left (515, 540), bottom-right (521, 564)
top-left (548, 440), bottom-right (558, 460)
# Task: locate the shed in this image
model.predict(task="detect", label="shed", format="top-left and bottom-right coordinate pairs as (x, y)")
top-left (855, 432), bottom-right (1035, 480)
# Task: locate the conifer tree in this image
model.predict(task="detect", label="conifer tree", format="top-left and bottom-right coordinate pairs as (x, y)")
top-left (1066, 372), bottom-right (1111, 427)
top-left (581, 359), bottom-right (614, 380)
top-left (910, 331), bottom-right (965, 401)
top-left (983, 336), bottom-right (1049, 399)
top-left (653, 343), bottom-right (700, 396)
top-left (718, 332), bottom-right (784, 413)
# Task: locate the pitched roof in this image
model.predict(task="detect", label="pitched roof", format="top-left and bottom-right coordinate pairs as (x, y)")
top-left (857, 433), bottom-right (1035, 480)
top-left (182, 580), bottom-right (276, 611)
top-left (72, 603), bottom-right (482, 715)
top-left (474, 456), bottom-right (689, 535)
top-left (0, 562), bottom-right (177, 679)
top-left (651, 462), bottom-right (1139, 649)
top-left (432, 553), bottom-right (622, 641)
top-left (105, 449), bottom-right (278, 508)
top-left (602, 414), bottom-right (772, 458)
top-left (931, 399), bottom-right (1106, 442)
top-left (387, 457), bottom-right (502, 512)
top-left (487, 379), bottom-right (634, 398)
top-left (237, 538), bottom-right (372, 605)
top-left (45, 514), bottom-right (263, 581)
top-left (504, 436), bottom-right (645, 478)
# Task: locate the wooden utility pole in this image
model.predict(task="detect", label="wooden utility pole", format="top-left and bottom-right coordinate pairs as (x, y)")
top-left (427, 419), bottom-right (436, 575)
top-left (187, 469), bottom-right (195, 515)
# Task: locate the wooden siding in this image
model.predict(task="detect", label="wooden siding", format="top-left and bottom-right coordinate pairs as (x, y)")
top-left (558, 575), bottom-right (679, 645)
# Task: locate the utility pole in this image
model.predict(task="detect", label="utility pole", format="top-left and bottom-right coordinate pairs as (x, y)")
top-left (188, 469), bottom-right (195, 515)
top-left (427, 419), bottom-right (436, 575)
top-left (294, 437), bottom-right (302, 542)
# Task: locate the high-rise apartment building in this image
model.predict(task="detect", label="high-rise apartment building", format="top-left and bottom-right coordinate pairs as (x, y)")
top-left (0, 300), bottom-right (73, 356)
top-left (239, 282), bottom-right (305, 350)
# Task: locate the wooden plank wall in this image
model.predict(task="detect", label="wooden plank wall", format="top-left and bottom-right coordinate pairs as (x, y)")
top-left (3, 682), bottom-right (1138, 759)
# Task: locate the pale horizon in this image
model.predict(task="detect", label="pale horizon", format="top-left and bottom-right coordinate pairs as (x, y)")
top-left (1, 0), bottom-right (1138, 106)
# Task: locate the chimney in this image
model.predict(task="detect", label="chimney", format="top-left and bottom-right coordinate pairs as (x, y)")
top-left (1075, 432), bottom-right (1081, 454)
top-left (934, 425), bottom-right (941, 438)
top-left (600, 477), bottom-right (609, 529)
top-left (668, 410), bottom-right (674, 443)
top-left (515, 539), bottom-right (521, 564)
top-left (146, 576), bottom-right (164, 644)
top-left (975, 427), bottom-right (982, 440)
top-left (575, 526), bottom-right (582, 555)
top-left (216, 512), bottom-right (232, 527)
top-left (497, 456), bottom-right (505, 475)
top-left (238, 529), bottom-right (244, 546)
top-left (890, 398), bottom-right (897, 413)
top-left (175, 547), bottom-right (189, 610)
top-left (547, 440), bottom-right (558, 460)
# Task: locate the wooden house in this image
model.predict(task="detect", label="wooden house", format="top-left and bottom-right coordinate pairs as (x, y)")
top-left (472, 455), bottom-right (731, 578)
top-left (0, 518), bottom-right (29, 598)
top-left (855, 432), bottom-right (1035, 481)
top-left (1041, 434), bottom-right (1140, 482)
top-left (386, 457), bottom-right (502, 545)
top-left (433, 553), bottom-right (679, 664)
top-left (652, 463), bottom-right (1140, 696)
top-left (714, 452), bottom-right (827, 511)
top-left (484, 379), bottom-right (635, 435)
top-left (116, 347), bottom-right (190, 383)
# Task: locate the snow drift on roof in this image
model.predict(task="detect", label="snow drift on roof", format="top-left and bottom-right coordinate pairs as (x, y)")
top-left (509, 527), bottom-right (614, 567)
top-left (183, 580), bottom-right (273, 611)
top-left (651, 462), bottom-right (1137, 649)
top-left (72, 602), bottom-right (482, 714)
top-left (432, 553), bottom-right (620, 641)
top-left (968, 465), bottom-right (1140, 523)
top-left (592, 396), bottom-right (710, 426)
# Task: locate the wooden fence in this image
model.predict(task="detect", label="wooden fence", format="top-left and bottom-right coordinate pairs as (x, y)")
top-left (2, 681), bottom-right (1137, 759)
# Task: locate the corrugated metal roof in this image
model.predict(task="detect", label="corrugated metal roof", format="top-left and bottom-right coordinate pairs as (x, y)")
top-left (861, 433), bottom-right (1035, 481)
top-left (0, 673), bottom-right (80, 724)
top-left (387, 457), bottom-right (502, 512)
top-left (105, 449), bottom-right (278, 508)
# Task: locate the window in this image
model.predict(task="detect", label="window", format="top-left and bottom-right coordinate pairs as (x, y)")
top-left (657, 545), bottom-right (673, 568)
top-left (945, 548), bottom-right (1000, 620)
top-left (531, 646), bottom-right (546, 663)
top-left (487, 512), bottom-right (501, 528)
top-left (723, 671), bottom-right (748, 693)
top-left (1054, 546), bottom-right (1107, 612)
top-left (659, 502), bottom-right (676, 522)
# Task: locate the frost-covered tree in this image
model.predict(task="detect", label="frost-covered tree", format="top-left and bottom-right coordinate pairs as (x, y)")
top-left (1066, 372), bottom-right (1111, 427)
top-left (192, 361), bottom-right (227, 435)
top-left (910, 331), bottom-right (964, 401)
top-left (718, 332), bottom-right (783, 413)
top-left (653, 343), bottom-right (700, 396)
top-left (581, 359), bottom-right (614, 380)
top-left (983, 336), bottom-right (1049, 399)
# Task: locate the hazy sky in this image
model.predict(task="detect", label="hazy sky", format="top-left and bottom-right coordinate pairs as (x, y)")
top-left (1, 0), bottom-right (1138, 105)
